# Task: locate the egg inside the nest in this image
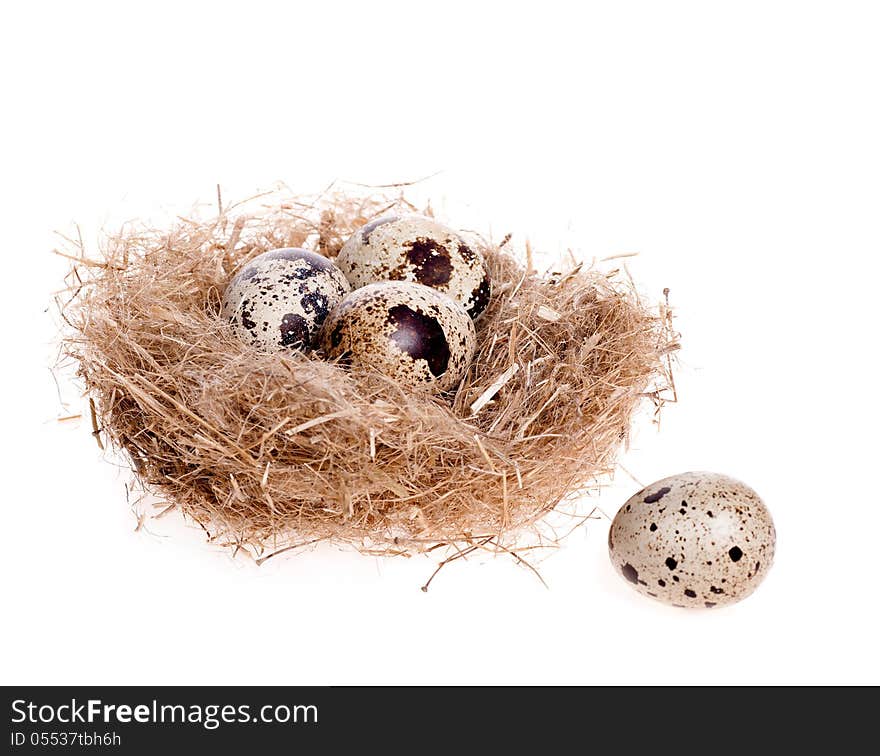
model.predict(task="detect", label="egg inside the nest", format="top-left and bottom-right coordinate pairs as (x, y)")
top-left (317, 281), bottom-right (476, 393)
top-left (221, 248), bottom-right (350, 352)
top-left (336, 215), bottom-right (492, 319)
top-left (608, 472), bottom-right (776, 608)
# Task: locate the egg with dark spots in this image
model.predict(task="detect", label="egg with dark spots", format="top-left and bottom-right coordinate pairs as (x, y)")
top-left (608, 472), bottom-right (776, 608)
top-left (336, 215), bottom-right (492, 319)
top-left (317, 281), bottom-right (476, 393)
top-left (222, 248), bottom-right (349, 353)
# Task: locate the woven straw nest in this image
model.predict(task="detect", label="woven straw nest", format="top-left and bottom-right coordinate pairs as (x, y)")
top-left (59, 188), bottom-right (677, 566)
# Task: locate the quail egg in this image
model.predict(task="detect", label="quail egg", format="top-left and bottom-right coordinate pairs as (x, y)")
top-left (317, 281), bottom-right (476, 392)
top-left (221, 248), bottom-right (350, 352)
top-left (336, 215), bottom-right (492, 319)
top-left (608, 472), bottom-right (776, 608)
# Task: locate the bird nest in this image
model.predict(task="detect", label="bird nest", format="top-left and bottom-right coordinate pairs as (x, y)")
top-left (58, 188), bottom-right (677, 565)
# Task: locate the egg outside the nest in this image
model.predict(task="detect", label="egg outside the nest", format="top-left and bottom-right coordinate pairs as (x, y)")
top-left (317, 281), bottom-right (476, 393)
top-left (221, 248), bottom-right (350, 353)
top-left (335, 215), bottom-right (492, 319)
top-left (608, 472), bottom-right (776, 609)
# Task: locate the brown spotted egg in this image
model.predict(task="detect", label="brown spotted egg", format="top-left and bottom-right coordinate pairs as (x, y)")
top-left (317, 281), bottom-right (476, 393)
top-left (336, 215), bottom-right (492, 319)
top-left (608, 472), bottom-right (776, 608)
top-left (222, 248), bottom-right (349, 352)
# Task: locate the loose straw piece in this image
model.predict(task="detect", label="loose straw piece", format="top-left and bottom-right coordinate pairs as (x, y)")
top-left (470, 363), bottom-right (520, 416)
top-left (536, 305), bottom-right (561, 322)
top-left (88, 397), bottom-right (104, 450)
top-left (472, 434), bottom-right (497, 473)
top-left (284, 410), bottom-right (350, 436)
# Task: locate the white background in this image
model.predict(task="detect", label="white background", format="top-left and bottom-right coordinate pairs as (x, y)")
top-left (2, 1), bottom-right (878, 685)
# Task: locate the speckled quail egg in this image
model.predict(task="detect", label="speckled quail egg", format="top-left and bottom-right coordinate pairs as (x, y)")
top-left (336, 215), bottom-right (492, 319)
top-left (608, 472), bottom-right (776, 608)
top-left (317, 281), bottom-right (476, 393)
top-left (221, 248), bottom-right (350, 352)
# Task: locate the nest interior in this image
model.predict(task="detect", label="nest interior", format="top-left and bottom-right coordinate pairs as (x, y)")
top-left (60, 190), bottom-right (675, 559)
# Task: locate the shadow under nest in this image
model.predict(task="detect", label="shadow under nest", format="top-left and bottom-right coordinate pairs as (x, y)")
top-left (60, 190), bottom-right (676, 563)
